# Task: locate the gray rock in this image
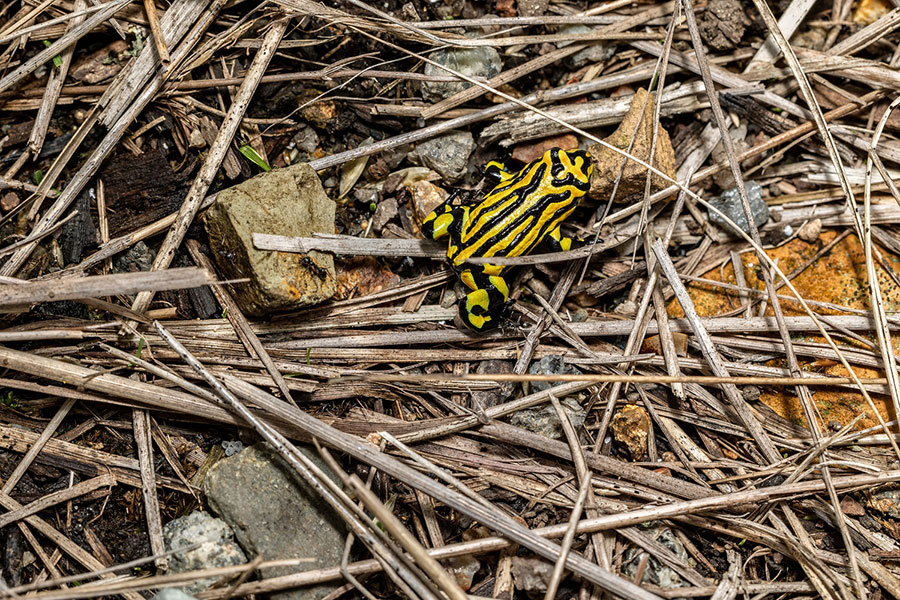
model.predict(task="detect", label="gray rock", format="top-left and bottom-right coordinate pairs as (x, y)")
top-left (509, 356), bottom-right (587, 439)
top-left (471, 360), bottom-right (514, 410)
top-left (422, 48), bottom-right (501, 101)
top-left (569, 308), bottom-right (589, 323)
top-left (527, 355), bottom-right (582, 394)
top-left (352, 185), bottom-right (379, 207)
top-left (151, 590), bottom-right (198, 600)
top-left (162, 511), bottom-right (247, 595)
top-left (622, 527), bottom-right (692, 589)
top-left (409, 131), bottom-right (474, 183)
top-left (203, 163), bottom-right (336, 317)
top-left (114, 241), bottom-right (155, 273)
top-left (204, 443), bottom-right (348, 600)
top-left (510, 556), bottom-right (554, 593)
top-left (868, 485), bottom-right (900, 518)
top-left (371, 197), bottom-right (398, 233)
top-left (708, 180), bottom-right (768, 236)
top-left (291, 125), bottom-right (319, 158)
top-left (558, 25), bottom-right (614, 67)
top-left (509, 396), bottom-right (586, 439)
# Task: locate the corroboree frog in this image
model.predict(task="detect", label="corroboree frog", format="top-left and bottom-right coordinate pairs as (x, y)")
top-left (422, 147), bottom-right (593, 331)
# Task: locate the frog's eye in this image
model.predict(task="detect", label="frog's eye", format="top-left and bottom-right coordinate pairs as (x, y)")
top-left (571, 152), bottom-right (593, 176)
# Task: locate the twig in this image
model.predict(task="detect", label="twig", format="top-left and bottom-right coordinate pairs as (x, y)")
top-left (214, 373), bottom-right (663, 599)
top-left (186, 240), bottom-right (296, 406)
top-left (130, 17), bottom-right (289, 316)
top-left (143, 0), bottom-right (170, 64)
top-left (132, 409), bottom-right (167, 571)
top-left (544, 475), bottom-right (592, 600)
top-left (651, 237), bottom-right (780, 463)
top-left (0, 0), bottom-right (222, 277)
top-left (153, 321), bottom-right (464, 600)
top-left (196, 469), bottom-right (900, 598)
top-left (0, 0), bottom-right (132, 94)
top-left (1, 398), bottom-right (76, 494)
top-left (0, 268), bottom-right (213, 309)
top-left (0, 474), bottom-right (115, 529)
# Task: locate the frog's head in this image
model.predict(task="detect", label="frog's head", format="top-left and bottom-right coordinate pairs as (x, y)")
top-left (545, 148), bottom-right (593, 192)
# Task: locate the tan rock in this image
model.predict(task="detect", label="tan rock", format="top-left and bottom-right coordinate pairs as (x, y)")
top-left (203, 163), bottom-right (336, 317)
top-left (610, 404), bottom-right (651, 461)
top-left (642, 332), bottom-right (688, 357)
top-left (854, 0), bottom-right (892, 25)
top-left (588, 88), bottom-right (676, 203)
top-left (408, 180), bottom-right (448, 227)
top-left (1, 192), bottom-right (20, 212)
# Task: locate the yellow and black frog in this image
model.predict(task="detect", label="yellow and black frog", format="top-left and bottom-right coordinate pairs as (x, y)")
top-left (422, 147), bottom-right (593, 331)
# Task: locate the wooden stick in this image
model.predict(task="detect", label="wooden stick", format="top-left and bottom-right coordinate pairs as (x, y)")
top-left (196, 469), bottom-right (900, 598)
top-left (133, 409), bottom-right (167, 570)
top-left (1, 398), bottom-right (77, 494)
top-left (419, 1), bottom-right (674, 119)
top-left (186, 240), bottom-right (296, 404)
top-left (0, 490), bottom-right (144, 600)
top-left (0, 0), bottom-right (221, 276)
top-left (652, 239), bottom-right (781, 463)
top-left (0, 424), bottom-right (193, 493)
top-left (275, 314), bottom-right (892, 349)
top-left (0, 474), bottom-right (115, 529)
top-left (341, 372), bottom-right (890, 387)
top-left (130, 17), bottom-right (288, 316)
top-left (0, 0), bottom-right (132, 94)
top-left (23, 0), bottom-right (86, 164)
top-left (215, 370), bottom-right (662, 600)
top-left (142, 0), bottom-right (170, 64)
top-left (0, 267), bottom-right (213, 309)
top-left (253, 232), bottom-right (444, 259)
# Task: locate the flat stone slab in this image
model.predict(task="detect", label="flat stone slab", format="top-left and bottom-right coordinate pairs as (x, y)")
top-left (204, 443), bottom-right (347, 600)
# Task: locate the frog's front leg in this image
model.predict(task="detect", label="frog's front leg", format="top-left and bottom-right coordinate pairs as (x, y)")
top-left (422, 189), bottom-right (480, 240)
top-left (543, 224), bottom-right (586, 253)
top-left (422, 200), bottom-right (456, 241)
top-left (483, 160), bottom-right (515, 188)
top-left (457, 266), bottom-right (511, 331)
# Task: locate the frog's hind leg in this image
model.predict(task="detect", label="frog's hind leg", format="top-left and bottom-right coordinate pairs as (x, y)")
top-left (457, 267), bottom-right (511, 331)
top-left (544, 224), bottom-right (585, 253)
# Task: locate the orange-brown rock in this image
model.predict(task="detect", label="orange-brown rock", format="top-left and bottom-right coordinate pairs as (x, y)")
top-left (588, 88), bottom-right (676, 203)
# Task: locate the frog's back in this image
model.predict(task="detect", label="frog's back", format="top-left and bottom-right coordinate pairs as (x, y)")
top-left (450, 148), bottom-right (591, 264)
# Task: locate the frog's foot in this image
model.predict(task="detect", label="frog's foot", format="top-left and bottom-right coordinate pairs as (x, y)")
top-left (422, 190), bottom-right (479, 241)
top-left (457, 272), bottom-right (511, 331)
top-left (458, 293), bottom-right (509, 331)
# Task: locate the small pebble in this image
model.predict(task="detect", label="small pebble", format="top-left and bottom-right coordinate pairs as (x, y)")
top-left (222, 440), bottom-right (243, 456)
top-left (1, 192), bottom-right (20, 212)
top-left (409, 131), bottom-right (475, 183)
